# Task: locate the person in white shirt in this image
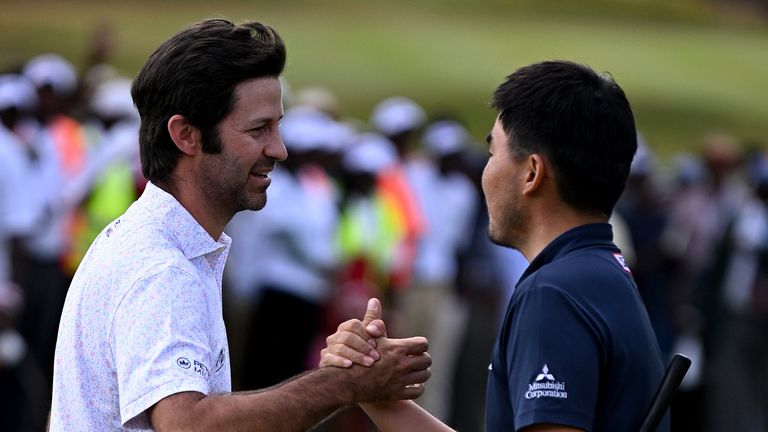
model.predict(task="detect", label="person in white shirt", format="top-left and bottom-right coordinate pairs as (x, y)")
top-left (0, 74), bottom-right (41, 283)
top-left (50, 18), bottom-right (430, 431)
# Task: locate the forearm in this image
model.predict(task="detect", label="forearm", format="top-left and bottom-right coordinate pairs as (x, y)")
top-left (360, 400), bottom-right (455, 432)
top-left (154, 368), bottom-right (350, 432)
top-left (155, 330), bottom-right (430, 431)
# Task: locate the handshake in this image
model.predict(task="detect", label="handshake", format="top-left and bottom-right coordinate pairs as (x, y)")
top-left (320, 298), bottom-right (432, 404)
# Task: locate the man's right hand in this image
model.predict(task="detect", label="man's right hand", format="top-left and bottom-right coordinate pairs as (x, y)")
top-left (320, 297), bottom-right (432, 402)
top-left (348, 334), bottom-right (431, 403)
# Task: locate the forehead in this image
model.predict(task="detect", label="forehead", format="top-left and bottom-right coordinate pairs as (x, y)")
top-left (489, 117), bottom-right (508, 149)
top-left (228, 77), bottom-right (283, 121)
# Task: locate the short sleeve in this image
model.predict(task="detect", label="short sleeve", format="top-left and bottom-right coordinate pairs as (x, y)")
top-left (112, 267), bottom-right (214, 426)
top-left (505, 283), bottom-right (601, 431)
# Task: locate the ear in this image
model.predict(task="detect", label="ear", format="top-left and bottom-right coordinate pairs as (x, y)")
top-left (522, 154), bottom-right (548, 196)
top-left (167, 114), bottom-right (202, 156)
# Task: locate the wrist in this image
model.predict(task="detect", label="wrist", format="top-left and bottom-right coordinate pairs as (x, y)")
top-left (309, 366), bottom-right (358, 407)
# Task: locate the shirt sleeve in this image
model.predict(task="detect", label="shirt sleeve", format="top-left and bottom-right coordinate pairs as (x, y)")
top-left (112, 266), bottom-right (214, 426)
top-left (505, 281), bottom-right (602, 431)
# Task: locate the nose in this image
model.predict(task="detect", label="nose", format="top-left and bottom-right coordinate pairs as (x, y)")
top-left (267, 130), bottom-right (288, 161)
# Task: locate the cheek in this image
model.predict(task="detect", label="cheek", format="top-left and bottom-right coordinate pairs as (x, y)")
top-left (481, 161), bottom-right (492, 197)
top-left (481, 161), bottom-right (500, 204)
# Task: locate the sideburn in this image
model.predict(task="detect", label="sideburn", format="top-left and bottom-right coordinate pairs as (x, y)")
top-left (200, 125), bottom-right (223, 154)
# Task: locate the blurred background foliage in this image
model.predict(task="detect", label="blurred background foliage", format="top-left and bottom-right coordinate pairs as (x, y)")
top-left (1, 0), bottom-right (766, 160)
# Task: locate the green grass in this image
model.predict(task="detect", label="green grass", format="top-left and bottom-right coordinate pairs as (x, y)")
top-left (2, 0), bottom-right (767, 162)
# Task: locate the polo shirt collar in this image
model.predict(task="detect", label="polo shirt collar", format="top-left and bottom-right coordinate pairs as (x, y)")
top-left (517, 222), bottom-right (614, 286)
top-left (138, 182), bottom-right (231, 259)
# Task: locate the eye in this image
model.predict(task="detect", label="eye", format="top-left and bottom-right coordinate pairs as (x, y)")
top-left (249, 125), bottom-right (268, 136)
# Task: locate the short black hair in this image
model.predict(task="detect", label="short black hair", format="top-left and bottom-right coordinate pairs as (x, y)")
top-left (131, 19), bottom-right (286, 184)
top-left (492, 60), bottom-right (637, 216)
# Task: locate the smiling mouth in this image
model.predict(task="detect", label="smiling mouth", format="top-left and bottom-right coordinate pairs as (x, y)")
top-left (249, 171), bottom-right (272, 189)
top-left (251, 163), bottom-right (275, 177)
top-left (250, 166), bottom-right (273, 177)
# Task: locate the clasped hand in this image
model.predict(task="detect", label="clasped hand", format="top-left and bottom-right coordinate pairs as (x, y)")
top-left (320, 298), bottom-right (432, 402)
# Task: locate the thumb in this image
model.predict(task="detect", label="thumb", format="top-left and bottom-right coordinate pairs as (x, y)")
top-left (361, 298), bottom-right (382, 327)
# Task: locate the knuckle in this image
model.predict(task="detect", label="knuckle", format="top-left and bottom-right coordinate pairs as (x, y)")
top-left (339, 319), bottom-right (362, 331)
top-left (424, 353), bottom-right (433, 367)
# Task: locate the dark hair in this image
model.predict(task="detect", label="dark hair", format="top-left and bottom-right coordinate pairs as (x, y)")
top-left (491, 60), bottom-right (637, 216)
top-left (131, 19), bottom-right (286, 183)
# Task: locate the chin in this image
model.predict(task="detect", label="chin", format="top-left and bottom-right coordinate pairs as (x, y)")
top-left (487, 226), bottom-right (505, 246)
top-left (488, 232), bottom-right (510, 248)
top-left (236, 193), bottom-right (267, 212)
top-left (249, 199), bottom-right (267, 211)
top-left (488, 226), bottom-right (518, 250)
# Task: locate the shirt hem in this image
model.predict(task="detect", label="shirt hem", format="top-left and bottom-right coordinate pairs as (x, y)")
top-left (516, 409), bottom-right (593, 432)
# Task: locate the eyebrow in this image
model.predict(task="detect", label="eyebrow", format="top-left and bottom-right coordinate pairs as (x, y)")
top-left (248, 114), bottom-right (284, 126)
top-left (269, 114), bottom-right (285, 123)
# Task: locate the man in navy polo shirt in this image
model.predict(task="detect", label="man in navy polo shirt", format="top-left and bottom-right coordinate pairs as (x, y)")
top-left (321, 60), bottom-right (669, 432)
top-left (480, 60), bottom-right (668, 432)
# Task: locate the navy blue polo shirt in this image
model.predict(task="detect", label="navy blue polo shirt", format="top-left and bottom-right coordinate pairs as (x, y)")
top-left (485, 223), bottom-right (669, 431)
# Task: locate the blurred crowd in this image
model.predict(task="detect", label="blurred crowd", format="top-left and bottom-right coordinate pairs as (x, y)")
top-left (1, 47), bottom-right (767, 432)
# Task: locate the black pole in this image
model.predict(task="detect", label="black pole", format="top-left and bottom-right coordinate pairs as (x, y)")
top-left (638, 353), bottom-right (692, 432)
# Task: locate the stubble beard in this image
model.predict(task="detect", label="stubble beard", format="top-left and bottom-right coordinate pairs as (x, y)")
top-left (201, 153), bottom-right (268, 218)
top-left (488, 222), bottom-right (519, 250)
top-left (238, 188), bottom-right (268, 213)
top-left (487, 198), bottom-right (527, 252)
top-left (225, 172), bottom-right (268, 215)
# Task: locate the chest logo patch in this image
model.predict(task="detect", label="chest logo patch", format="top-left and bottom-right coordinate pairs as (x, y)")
top-left (525, 364), bottom-right (568, 400)
top-left (613, 253), bottom-right (632, 273)
top-left (176, 357), bottom-right (191, 369)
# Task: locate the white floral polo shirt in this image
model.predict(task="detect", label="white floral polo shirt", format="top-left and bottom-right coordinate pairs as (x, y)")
top-left (50, 182), bottom-right (232, 431)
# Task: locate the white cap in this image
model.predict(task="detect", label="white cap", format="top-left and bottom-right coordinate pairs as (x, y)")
top-left (343, 133), bottom-right (398, 174)
top-left (90, 77), bottom-right (138, 121)
top-left (280, 106), bottom-right (333, 152)
top-left (422, 120), bottom-right (470, 157)
top-left (370, 96), bottom-right (426, 136)
top-left (280, 106), bottom-right (353, 153)
top-left (23, 53), bottom-right (78, 97)
top-left (329, 121), bottom-right (357, 153)
top-left (0, 74), bottom-right (38, 111)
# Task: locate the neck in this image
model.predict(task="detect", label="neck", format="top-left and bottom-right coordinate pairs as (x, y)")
top-left (519, 203), bottom-right (607, 262)
top-left (155, 178), bottom-right (231, 240)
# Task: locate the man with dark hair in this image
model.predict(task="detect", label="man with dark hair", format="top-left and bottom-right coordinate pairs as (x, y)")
top-left (322, 60), bottom-right (668, 432)
top-left (50, 19), bottom-right (431, 431)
